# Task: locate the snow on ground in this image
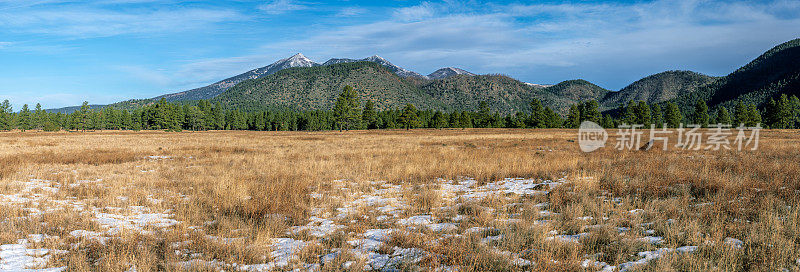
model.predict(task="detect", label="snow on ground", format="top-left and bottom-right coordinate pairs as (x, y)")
top-left (267, 238), bottom-right (307, 268)
top-left (0, 176), bottom-right (181, 268)
top-left (583, 246), bottom-right (700, 272)
top-left (1, 174), bottom-right (715, 271)
top-left (92, 207), bottom-right (179, 235)
top-left (0, 234), bottom-right (66, 272)
top-left (290, 216), bottom-right (345, 237)
top-left (247, 177), bottom-right (569, 270)
top-left (546, 232), bottom-right (590, 243)
top-left (455, 177), bottom-right (563, 200)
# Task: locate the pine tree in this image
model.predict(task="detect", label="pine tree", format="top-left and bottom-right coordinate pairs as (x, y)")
top-left (78, 101), bottom-right (90, 132)
top-left (449, 111), bottom-right (460, 128)
top-left (476, 101), bottom-right (492, 128)
top-left (362, 100), bottom-right (377, 129)
top-left (0, 100), bottom-right (10, 131)
top-left (185, 106), bottom-right (205, 131)
top-left (765, 98), bottom-right (778, 128)
top-left (790, 95), bottom-right (800, 129)
top-left (634, 101), bottom-right (651, 126)
top-left (601, 114), bottom-right (614, 128)
top-left (333, 85), bottom-right (361, 131)
top-left (212, 102), bottom-right (225, 130)
top-left (89, 111), bottom-right (102, 130)
top-left (33, 103), bottom-right (44, 130)
top-left (565, 104), bottom-right (581, 128)
top-left (581, 100), bottom-right (601, 123)
top-left (432, 111), bottom-right (447, 129)
top-left (18, 104), bottom-right (31, 131)
top-left (776, 94), bottom-right (792, 129)
top-left (651, 104), bottom-right (664, 127)
top-left (458, 111), bottom-right (472, 128)
top-left (623, 101), bottom-right (636, 125)
top-left (508, 112), bottom-right (526, 128)
top-left (528, 98), bottom-right (545, 128)
top-left (734, 100), bottom-right (749, 126)
top-left (715, 106), bottom-right (731, 126)
top-left (692, 100), bottom-right (709, 127)
top-left (544, 107), bottom-right (562, 128)
top-left (399, 104), bottom-right (419, 130)
top-left (665, 102), bottom-right (682, 128)
top-left (747, 103), bottom-right (762, 127)
top-left (121, 110), bottom-right (132, 130)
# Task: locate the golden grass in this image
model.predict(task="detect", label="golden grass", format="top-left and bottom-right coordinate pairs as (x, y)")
top-left (0, 129), bottom-right (798, 271)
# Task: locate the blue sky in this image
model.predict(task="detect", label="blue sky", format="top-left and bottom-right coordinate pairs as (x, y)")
top-left (0, 0), bottom-right (798, 109)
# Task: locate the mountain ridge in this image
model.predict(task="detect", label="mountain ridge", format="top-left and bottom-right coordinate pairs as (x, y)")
top-left (668, 38), bottom-right (800, 111)
top-left (45, 38), bottom-right (800, 117)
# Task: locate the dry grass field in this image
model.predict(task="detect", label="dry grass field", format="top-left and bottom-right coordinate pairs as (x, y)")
top-left (0, 128), bottom-right (799, 272)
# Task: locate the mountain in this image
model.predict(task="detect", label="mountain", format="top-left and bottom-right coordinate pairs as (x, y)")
top-left (322, 55), bottom-right (427, 79)
top-left (210, 61), bottom-right (607, 114)
top-left (427, 67), bottom-right (475, 79)
top-left (669, 38), bottom-right (800, 111)
top-left (416, 74), bottom-right (542, 113)
top-left (155, 53), bottom-right (320, 102)
top-left (524, 83), bottom-right (554, 88)
top-left (49, 39), bottom-right (800, 116)
top-left (600, 71), bottom-right (716, 108)
top-left (544, 80), bottom-right (611, 109)
top-left (46, 104), bottom-right (104, 114)
top-left (321, 58), bottom-right (358, 65)
top-left (212, 61), bottom-right (443, 112)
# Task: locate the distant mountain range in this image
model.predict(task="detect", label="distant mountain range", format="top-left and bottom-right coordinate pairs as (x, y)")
top-left (155, 53), bottom-right (478, 103)
top-left (48, 38), bottom-right (800, 115)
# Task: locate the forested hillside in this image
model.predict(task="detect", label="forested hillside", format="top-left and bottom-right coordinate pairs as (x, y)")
top-left (211, 62), bottom-right (611, 114)
top-left (601, 71), bottom-right (716, 107)
top-left (212, 62), bottom-right (445, 112)
top-left (416, 74), bottom-right (542, 113)
top-left (543, 80), bottom-right (611, 112)
top-left (669, 38), bottom-right (800, 112)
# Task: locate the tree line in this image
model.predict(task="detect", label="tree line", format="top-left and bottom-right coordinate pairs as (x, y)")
top-left (1, 87), bottom-right (799, 132)
top-left (563, 98), bottom-right (769, 129)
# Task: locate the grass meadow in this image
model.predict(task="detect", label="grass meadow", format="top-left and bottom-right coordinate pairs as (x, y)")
top-left (0, 129), bottom-right (799, 271)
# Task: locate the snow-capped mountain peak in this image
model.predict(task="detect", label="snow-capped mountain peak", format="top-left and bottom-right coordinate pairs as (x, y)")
top-left (524, 82), bottom-right (554, 88)
top-left (427, 67), bottom-right (476, 79)
top-left (276, 53), bottom-right (319, 69)
top-left (321, 55), bottom-right (427, 79)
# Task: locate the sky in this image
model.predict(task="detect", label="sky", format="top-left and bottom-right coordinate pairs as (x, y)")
top-left (0, 0), bottom-right (798, 109)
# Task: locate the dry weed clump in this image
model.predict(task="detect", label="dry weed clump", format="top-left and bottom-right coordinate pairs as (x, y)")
top-left (0, 129), bottom-right (797, 271)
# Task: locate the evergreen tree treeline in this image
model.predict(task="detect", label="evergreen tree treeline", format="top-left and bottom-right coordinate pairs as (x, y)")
top-left (1, 87), bottom-right (797, 132)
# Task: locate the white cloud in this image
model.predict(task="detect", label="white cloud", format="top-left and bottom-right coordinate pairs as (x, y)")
top-left (336, 7), bottom-right (366, 17)
top-left (260, 0), bottom-right (800, 88)
top-left (28, 0), bottom-right (798, 103)
top-left (393, 2), bottom-right (435, 21)
top-left (0, 41), bottom-right (11, 48)
top-left (259, 0), bottom-right (308, 15)
top-left (0, 4), bottom-right (244, 38)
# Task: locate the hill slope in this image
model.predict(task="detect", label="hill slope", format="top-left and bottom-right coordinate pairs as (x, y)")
top-left (212, 62), bottom-right (443, 111)
top-left (601, 71), bottom-right (716, 108)
top-left (427, 67), bottom-right (475, 79)
top-left (670, 38), bottom-right (800, 110)
top-left (416, 74), bottom-right (542, 113)
top-left (156, 53), bottom-right (320, 102)
top-left (543, 80), bottom-right (611, 111)
top-left (211, 62), bottom-right (609, 114)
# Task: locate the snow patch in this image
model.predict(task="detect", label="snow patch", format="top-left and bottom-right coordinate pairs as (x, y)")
top-left (0, 235), bottom-right (66, 272)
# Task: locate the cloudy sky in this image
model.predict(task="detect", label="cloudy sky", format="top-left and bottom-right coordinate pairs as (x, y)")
top-left (0, 0), bottom-right (798, 109)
